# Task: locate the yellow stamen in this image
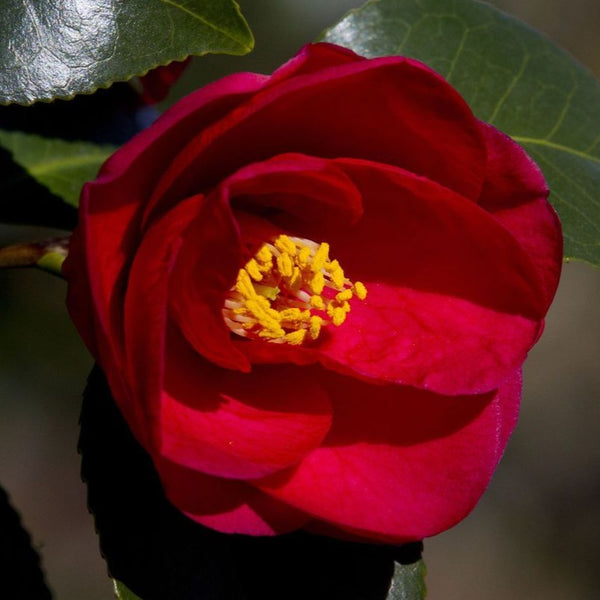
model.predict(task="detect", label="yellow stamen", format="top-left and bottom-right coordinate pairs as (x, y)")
top-left (354, 281), bottom-right (367, 300)
top-left (256, 245), bottom-right (272, 264)
top-left (285, 329), bottom-right (307, 345)
top-left (298, 246), bottom-right (312, 266)
top-left (331, 307), bottom-right (347, 326)
top-left (335, 289), bottom-right (353, 303)
top-left (309, 316), bottom-right (322, 339)
top-left (277, 252), bottom-right (294, 278)
top-left (275, 235), bottom-right (297, 256)
top-left (309, 271), bottom-right (325, 295)
top-left (245, 259), bottom-right (263, 281)
top-left (223, 234), bottom-right (367, 345)
top-left (329, 260), bottom-right (346, 289)
top-left (310, 295), bottom-right (325, 310)
top-left (235, 270), bottom-right (256, 298)
top-left (311, 242), bottom-right (330, 272)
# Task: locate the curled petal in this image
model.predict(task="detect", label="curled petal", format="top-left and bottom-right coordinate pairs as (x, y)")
top-left (266, 42), bottom-right (364, 86)
top-left (168, 192), bottom-right (249, 372)
top-left (158, 329), bottom-right (332, 479)
top-left (255, 369), bottom-right (521, 543)
top-left (478, 123), bottom-right (563, 308)
top-left (156, 458), bottom-right (310, 535)
top-left (64, 70), bottom-right (268, 404)
top-left (147, 53), bottom-right (487, 217)
top-left (122, 195), bottom-right (202, 447)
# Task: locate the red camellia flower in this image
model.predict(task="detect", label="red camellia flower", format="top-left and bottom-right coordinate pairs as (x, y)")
top-left (64, 43), bottom-right (562, 544)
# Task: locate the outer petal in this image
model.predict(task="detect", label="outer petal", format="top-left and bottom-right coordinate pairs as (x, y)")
top-left (158, 328), bottom-right (332, 480)
top-left (255, 369), bottom-right (522, 544)
top-left (478, 123), bottom-right (563, 309)
top-left (265, 42), bottom-right (364, 86)
top-left (122, 195), bottom-right (202, 447)
top-left (319, 159), bottom-right (547, 394)
top-left (146, 52), bottom-right (487, 219)
top-left (64, 70), bottom-right (268, 383)
top-left (156, 458), bottom-right (311, 535)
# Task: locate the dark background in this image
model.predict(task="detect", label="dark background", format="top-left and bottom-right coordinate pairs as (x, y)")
top-left (1, 1), bottom-right (599, 598)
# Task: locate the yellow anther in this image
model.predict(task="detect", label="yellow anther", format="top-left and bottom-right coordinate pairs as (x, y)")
top-left (329, 260), bottom-right (346, 289)
top-left (287, 266), bottom-right (302, 290)
top-left (353, 281), bottom-right (367, 300)
top-left (259, 327), bottom-right (287, 339)
top-left (274, 234), bottom-right (297, 256)
top-left (277, 252), bottom-right (294, 277)
top-left (309, 316), bottom-right (322, 339)
top-left (244, 299), bottom-right (281, 332)
top-left (279, 308), bottom-right (302, 323)
top-left (285, 329), bottom-right (307, 345)
top-left (310, 271), bottom-right (325, 295)
top-left (256, 245), bottom-right (272, 264)
top-left (298, 246), bottom-right (312, 266)
top-left (245, 259), bottom-right (263, 282)
top-left (311, 242), bottom-right (330, 272)
top-left (335, 289), bottom-right (353, 303)
top-left (331, 307), bottom-right (347, 326)
top-left (310, 295), bottom-right (325, 310)
top-left (224, 235), bottom-right (366, 346)
top-left (235, 270), bottom-right (256, 298)
top-left (250, 295), bottom-right (271, 310)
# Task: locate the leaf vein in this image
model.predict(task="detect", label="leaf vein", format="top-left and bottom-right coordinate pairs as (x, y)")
top-left (487, 52), bottom-right (531, 123)
top-left (160, 0), bottom-right (250, 48)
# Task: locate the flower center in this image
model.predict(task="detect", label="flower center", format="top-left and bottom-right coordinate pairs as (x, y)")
top-left (223, 234), bottom-right (367, 345)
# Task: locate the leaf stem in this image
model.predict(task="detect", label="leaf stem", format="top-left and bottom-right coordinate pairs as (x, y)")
top-left (0, 237), bottom-right (69, 277)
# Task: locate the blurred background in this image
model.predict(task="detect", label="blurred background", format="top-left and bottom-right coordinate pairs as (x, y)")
top-left (1, 0), bottom-right (599, 598)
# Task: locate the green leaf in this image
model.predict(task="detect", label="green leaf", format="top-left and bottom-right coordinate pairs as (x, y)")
top-left (113, 580), bottom-right (143, 600)
top-left (386, 559), bottom-right (427, 600)
top-left (0, 0), bottom-right (253, 105)
top-left (322, 0), bottom-right (600, 266)
top-left (0, 130), bottom-right (114, 207)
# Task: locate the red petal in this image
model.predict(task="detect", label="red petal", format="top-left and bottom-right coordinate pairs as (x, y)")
top-left (147, 53), bottom-right (486, 216)
top-left (139, 58), bottom-right (191, 104)
top-left (255, 369), bottom-right (521, 543)
top-left (317, 159), bottom-right (547, 394)
top-left (266, 42), bottom-right (364, 86)
top-left (225, 153), bottom-right (364, 230)
top-left (121, 195), bottom-right (201, 447)
top-left (156, 458), bottom-right (310, 535)
top-left (64, 70), bottom-right (267, 389)
top-left (168, 190), bottom-right (250, 372)
top-left (157, 329), bottom-right (332, 479)
top-left (235, 159), bottom-right (548, 395)
top-left (478, 123), bottom-right (563, 309)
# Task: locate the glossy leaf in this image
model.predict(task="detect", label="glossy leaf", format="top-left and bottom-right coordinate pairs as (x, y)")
top-left (114, 580), bottom-right (143, 600)
top-left (0, 130), bottom-right (114, 207)
top-left (0, 0), bottom-right (253, 105)
top-left (322, 0), bottom-right (600, 265)
top-left (386, 559), bottom-right (427, 600)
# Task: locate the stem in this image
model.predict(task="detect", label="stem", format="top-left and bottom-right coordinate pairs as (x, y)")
top-left (0, 237), bottom-right (69, 277)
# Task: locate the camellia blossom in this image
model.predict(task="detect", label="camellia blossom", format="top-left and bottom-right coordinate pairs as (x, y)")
top-left (64, 43), bottom-right (562, 544)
